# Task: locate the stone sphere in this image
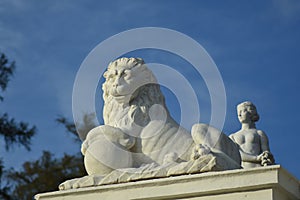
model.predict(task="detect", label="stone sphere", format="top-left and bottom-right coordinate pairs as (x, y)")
top-left (84, 136), bottom-right (133, 175)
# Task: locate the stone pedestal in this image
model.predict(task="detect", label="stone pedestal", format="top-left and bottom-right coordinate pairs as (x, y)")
top-left (35, 165), bottom-right (299, 200)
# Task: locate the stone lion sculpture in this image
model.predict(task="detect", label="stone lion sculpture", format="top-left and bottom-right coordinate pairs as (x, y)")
top-left (59, 57), bottom-right (241, 190)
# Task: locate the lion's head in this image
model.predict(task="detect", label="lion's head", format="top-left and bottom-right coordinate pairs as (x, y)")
top-left (102, 57), bottom-right (170, 130)
top-left (103, 58), bottom-right (157, 103)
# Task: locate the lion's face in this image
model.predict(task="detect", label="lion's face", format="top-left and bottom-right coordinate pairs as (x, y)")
top-left (103, 58), bottom-right (157, 103)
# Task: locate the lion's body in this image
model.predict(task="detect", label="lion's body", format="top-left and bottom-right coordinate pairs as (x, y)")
top-left (81, 57), bottom-right (239, 176)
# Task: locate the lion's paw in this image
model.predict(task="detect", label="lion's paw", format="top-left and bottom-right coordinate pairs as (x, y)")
top-left (59, 175), bottom-right (105, 190)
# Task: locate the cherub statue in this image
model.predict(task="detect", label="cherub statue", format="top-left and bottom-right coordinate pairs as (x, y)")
top-left (229, 101), bottom-right (275, 168)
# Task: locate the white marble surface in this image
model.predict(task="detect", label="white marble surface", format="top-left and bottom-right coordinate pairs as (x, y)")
top-left (36, 165), bottom-right (300, 200)
top-left (60, 58), bottom-right (242, 190)
top-left (229, 101), bottom-right (275, 168)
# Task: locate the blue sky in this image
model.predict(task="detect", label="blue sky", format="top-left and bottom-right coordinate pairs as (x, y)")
top-left (0, 0), bottom-right (299, 180)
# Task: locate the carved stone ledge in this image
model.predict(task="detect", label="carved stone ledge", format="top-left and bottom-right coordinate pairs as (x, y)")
top-left (35, 165), bottom-right (300, 200)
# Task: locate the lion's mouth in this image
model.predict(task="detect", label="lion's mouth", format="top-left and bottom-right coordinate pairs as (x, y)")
top-left (111, 90), bottom-right (138, 104)
top-left (111, 86), bottom-right (132, 97)
top-left (110, 88), bottom-right (131, 102)
top-left (111, 91), bottom-right (129, 98)
top-left (111, 95), bottom-right (132, 104)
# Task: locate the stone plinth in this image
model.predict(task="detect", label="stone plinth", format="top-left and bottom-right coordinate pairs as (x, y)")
top-left (35, 165), bottom-right (299, 200)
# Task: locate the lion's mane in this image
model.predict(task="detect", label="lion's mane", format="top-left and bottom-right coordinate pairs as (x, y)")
top-left (102, 57), bottom-right (171, 128)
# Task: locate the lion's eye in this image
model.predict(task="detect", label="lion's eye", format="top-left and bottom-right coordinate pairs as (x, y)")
top-left (120, 71), bottom-right (125, 77)
top-left (124, 70), bottom-right (131, 79)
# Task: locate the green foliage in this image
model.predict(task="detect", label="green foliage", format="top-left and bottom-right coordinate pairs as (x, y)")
top-left (0, 53), bottom-right (15, 101)
top-left (0, 52), bottom-right (92, 199)
top-left (0, 52), bottom-right (36, 151)
top-left (0, 52), bottom-right (36, 199)
top-left (0, 159), bottom-right (12, 200)
top-left (6, 151), bottom-right (86, 200)
top-left (4, 114), bottom-right (95, 199)
top-left (0, 113), bottom-right (36, 151)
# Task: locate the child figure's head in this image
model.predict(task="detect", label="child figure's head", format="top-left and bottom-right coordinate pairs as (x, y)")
top-left (237, 101), bottom-right (260, 123)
